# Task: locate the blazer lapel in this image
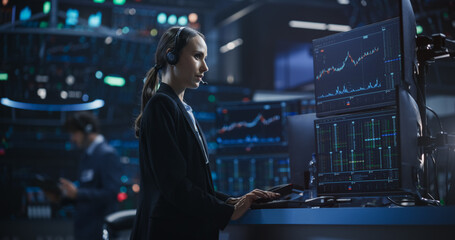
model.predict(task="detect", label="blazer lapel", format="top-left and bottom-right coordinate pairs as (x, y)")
top-left (195, 120), bottom-right (215, 193)
top-left (195, 120), bottom-right (209, 158)
top-left (158, 83), bottom-right (210, 165)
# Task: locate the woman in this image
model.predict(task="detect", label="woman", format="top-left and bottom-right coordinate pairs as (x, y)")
top-left (130, 26), bottom-right (279, 240)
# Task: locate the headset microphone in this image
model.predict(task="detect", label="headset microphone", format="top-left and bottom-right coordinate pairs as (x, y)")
top-left (200, 80), bottom-right (208, 85)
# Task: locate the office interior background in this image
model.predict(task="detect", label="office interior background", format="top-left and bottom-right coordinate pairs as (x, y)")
top-left (1, 0), bottom-right (455, 239)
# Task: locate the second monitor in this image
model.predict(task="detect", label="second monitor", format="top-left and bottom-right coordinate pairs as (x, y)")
top-left (313, 17), bottom-right (402, 117)
top-left (215, 100), bottom-right (301, 155)
top-left (315, 109), bottom-right (400, 195)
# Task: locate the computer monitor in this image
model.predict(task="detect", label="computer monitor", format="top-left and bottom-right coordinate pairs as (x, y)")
top-left (287, 113), bottom-right (316, 188)
top-left (313, 17), bottom-right (401, 117)
top-left (213, 153), bottom-right (290, 196)
top-left (314, 88), bottom-right (421, 196)
top-left (312, 0), bottom-right (421, 197)
top-left (215, 100), bottom-right (300, 155)
top-left (312, 0), bottom-right (418, 117)
top-left (315, 108), bottom-right (400, 195)
top-left (184, 85), bottom-right (252, 153)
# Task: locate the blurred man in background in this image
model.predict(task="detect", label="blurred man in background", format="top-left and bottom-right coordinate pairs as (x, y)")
top-left (59, 111), bottom-right (122, 240)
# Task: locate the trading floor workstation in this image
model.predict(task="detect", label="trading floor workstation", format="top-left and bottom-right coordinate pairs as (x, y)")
top-left (223, 2), bottom-right (455, 238)
top-left (1, 0), bottom-right (455, 239)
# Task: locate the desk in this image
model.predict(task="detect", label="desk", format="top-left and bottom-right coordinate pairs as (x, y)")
top-left (221, 206), bottom-right (455, 240)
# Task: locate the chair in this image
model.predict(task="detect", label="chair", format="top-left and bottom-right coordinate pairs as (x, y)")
top-left (103, 209), bottom-right (136, 240)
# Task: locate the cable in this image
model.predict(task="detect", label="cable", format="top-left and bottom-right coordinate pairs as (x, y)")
top-left (386, 197), bottom-right (414, 207)
top-left (446, 147), bottom-right (454, 205)
top-left (430, 152), bottom-right (440, 200)
top-left (413, 59), bottom-right (443, 202)
top-left (386, 197), bottom-right (405, 207)
top-left (416, 188), bottom-right (441, 206)
top-left (425, 105), bottom-right (443, 132)
top-left (435, 146), bottom-right (450, 206)
top-left (447, 147), bottom-right (451, 204)
top-left (412, 61), bottom-right (431, 137)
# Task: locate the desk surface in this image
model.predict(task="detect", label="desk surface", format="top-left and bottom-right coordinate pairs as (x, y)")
top-left (233, 206), bottom-right (455, 225)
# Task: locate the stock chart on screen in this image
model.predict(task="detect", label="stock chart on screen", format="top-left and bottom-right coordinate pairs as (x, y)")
top-left (215, 101), bottom-right (300, 155)
top-left (213, 154), bottom-right (290, 196)
top-left (313, 17), bottom-right (402, 117)
top-left (315, 109), bottom-right (401, 195)
top-left (216, 102), bottom-right (284, 146)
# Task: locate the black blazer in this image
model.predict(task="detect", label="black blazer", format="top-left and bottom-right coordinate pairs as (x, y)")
top-left (130, 83), bottom-right (234, 240)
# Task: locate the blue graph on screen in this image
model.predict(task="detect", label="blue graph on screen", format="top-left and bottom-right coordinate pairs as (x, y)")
top-left (318, 79), bottom-right (382, 99)
top-left (313, 17), bottom-right (402, 116)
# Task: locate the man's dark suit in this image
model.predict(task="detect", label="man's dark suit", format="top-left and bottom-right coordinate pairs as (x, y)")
top-left (74, 140), bottom-right (122, 240)
top-left (130, 83), bottom-right (234, 240)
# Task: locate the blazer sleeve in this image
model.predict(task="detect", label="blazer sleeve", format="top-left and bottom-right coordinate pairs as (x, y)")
top-left (215, 191), bottom-right (232, 202)
top-left (143, 95), bottom-right (234, 230)
top-left (77, 148), bottom-right (121, 202)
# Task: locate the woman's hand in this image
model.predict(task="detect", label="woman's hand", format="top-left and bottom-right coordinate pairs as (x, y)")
top-left (230, 189), bottom-right (280, 220)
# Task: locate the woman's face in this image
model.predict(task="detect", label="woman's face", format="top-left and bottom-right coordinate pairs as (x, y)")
top-left (172, 35), bottom-right (209, 89)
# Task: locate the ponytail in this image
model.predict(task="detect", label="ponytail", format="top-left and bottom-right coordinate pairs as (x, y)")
top-left (134, 66), bottom-right (160, 138)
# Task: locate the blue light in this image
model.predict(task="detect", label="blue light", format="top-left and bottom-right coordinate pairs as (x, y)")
top-left (88, 12), bottom-right (102, 28)
top-left (66, 9), bottom-right (79, 26)
top-left (122, 26), bottom-right (130, 34)
top-left (20, 7), bottom-right (32, 21)
top-left (178, 16), bottom-right (188, 26)
top-left (1, 98), bottom-right (104, 111)
top-left (121, 175), bottom-right (128, 183)
top-left (157, 13), bottom-right (167, 24)
top-left (95, 71), bottom-right (103, 79)
top-left (167, 14), bottom-right (177, 25)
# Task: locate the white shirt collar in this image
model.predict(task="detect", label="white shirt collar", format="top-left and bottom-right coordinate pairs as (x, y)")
top-left (182, 101), bottom-right (198, 129)
top-left (86, 135), bottom-right (104, 155)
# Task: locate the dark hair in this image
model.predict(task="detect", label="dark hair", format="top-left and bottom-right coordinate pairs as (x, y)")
top-left (134, 27), bottom-right (204, 138)
top-left (65, 111), bottom-right (100, 134)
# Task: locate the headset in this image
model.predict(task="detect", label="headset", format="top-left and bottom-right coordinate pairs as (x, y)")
top-left (166, 27), bottom-right (185, 65)
top-left (73, 113), bottom-right (94, 134)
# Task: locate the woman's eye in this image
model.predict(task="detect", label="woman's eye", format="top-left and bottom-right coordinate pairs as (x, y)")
top-left (194, 54), bottom-right (202, 59)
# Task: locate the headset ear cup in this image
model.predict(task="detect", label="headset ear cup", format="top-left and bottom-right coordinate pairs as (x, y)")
top-left (85, 124), bottom-right (93, 134)
top-left (166, 51), bottom-right (178, 65)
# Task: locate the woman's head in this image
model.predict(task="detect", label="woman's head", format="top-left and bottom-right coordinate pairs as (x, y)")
top-left (166, 30), bottom-right (209, 90)
top-left (155, 27), bottom-right (206, 75)
top-left (135, 27), bottom-right (207, 137)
